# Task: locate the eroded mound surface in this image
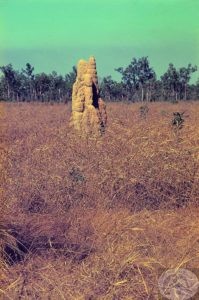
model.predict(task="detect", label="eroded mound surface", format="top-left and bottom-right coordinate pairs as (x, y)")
top-left (70, 56), bottom-right (107, 137)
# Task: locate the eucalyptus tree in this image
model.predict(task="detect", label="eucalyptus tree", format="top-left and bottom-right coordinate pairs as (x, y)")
top-left (178, 64), bottom-right (197, 100)
top-left (100, 76), bottom-right (125, 101)
top-left (161, 63), bottom-right (197, 101)
top-left (116, 57), bottom-right (155, 101)
top-left (161, 64), bottom-right (179, 101)
top-left (22, 63), bottom-right (35, 100)
top-left (65, 66), bottom-right (77, 99)
top-left (0, 64), bottom-right (17, 100)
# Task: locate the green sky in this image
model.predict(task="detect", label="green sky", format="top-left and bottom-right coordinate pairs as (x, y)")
top-left (0, 0), bottom-right (199, 81)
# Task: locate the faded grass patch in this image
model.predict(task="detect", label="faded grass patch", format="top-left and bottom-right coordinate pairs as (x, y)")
top-left (0, 101), bottom-right (199, 299)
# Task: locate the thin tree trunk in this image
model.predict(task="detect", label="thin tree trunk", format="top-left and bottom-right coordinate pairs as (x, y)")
top-left (141, 87), bottom-right (144, 102)
top-left (7, 84), bottom-right (10, 100)
top-left (146, 91), bottom-right (149, 102)
top-left (184, 84), bottom-right (187, 100)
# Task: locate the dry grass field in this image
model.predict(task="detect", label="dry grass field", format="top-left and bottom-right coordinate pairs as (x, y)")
top-left (0, 101), bottom-right (199, 299)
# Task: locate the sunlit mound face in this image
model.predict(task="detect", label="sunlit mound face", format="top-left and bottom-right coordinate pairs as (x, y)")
top-left (77, 60), bottom-right (88, 80)
top-left (83, 74), bottom-right (93, 87)
top-left (88, 56), bottom-right (96, 65)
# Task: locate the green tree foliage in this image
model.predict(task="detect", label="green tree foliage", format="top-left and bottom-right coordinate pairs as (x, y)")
top-left (0, 64), bottom-right (17, 100)
top-left (161, 64), bottom-right (179, 101)
top-left (0, 64), bottom-right (77, 102)
top-left (65, 66), bottom-right (77, 99)
top-left (115, 57), bottom-right (155, 101)
top-left (0, 58), bottom-right (198, 102)
top-left (178, 64), bottom-right (197, 100)
top-left (22, 63), bottom-right (35, 100)
top-left (100, 76), bottom-right (125, 101)
top-left (161, 63), bottom-right (197, 101)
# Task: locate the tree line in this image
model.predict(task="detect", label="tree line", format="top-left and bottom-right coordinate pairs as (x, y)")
top-left (0, 57), bottom-right (199, 102)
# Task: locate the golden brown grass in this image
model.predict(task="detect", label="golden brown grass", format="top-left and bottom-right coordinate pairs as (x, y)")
top-left (0, 101), bottom-right (199, 299)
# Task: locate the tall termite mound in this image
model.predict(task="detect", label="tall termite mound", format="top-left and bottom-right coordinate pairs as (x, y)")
top-left (70, 56), bottom-right (107, 136)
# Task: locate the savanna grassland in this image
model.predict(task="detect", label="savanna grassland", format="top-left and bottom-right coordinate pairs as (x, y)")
top-left (0, 101), bottom-right (199, 299)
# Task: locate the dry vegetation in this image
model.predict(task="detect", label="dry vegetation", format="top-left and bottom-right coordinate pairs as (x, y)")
top-left (0, 101), bottom-right (199, 299)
